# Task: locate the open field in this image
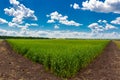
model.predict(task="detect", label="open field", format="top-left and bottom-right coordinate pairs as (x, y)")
top-left (7, 39), bottom-right (109, 77)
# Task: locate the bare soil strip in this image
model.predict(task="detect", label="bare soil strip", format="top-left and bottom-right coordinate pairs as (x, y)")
top-left (0, 40), bottom-right (120, 80)
top-left (0, 41), bottom-right (61, 80)
top-left (70, 41), bottom-right (120, 80)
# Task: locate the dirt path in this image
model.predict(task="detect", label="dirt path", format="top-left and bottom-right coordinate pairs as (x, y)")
top-left (70, 41), bottom-right (120, 80)
top-left (0, 41), bottom-right (120, 80)
top-left (0, 41), bottom-right (61, 80)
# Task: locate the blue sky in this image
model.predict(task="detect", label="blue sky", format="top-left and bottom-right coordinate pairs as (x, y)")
top-left (0, 0), bottom-right (120, 39)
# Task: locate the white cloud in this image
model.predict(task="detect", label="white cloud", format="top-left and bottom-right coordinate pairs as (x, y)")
top-left (10, 0), bottom-right (19, 5)
top-left (25, 23), bottom-right (38, 27)
top-left (8, 22), bottom-right (38, 31)
top-left (47, 11), bottom-right (82, 26)
top-left (4, 0), bottom-right (37, 24)
top-left (0, 18), bottom-right (8, 24)
top-left (88, 23), bottom-right (104, 33)
top-left (98, 20), bottom-right (107, 23)
top-left (88, 21), bottom-right (117, 33)
top-left (0, 28), bottom-right (119, 39)
top-left (0, 28), bottom-right (17, 36)
top-left (7, 22), bottom-right (38, 36)
top-left (82, 0), bottom-right (120, 14)
top-left (8, 22), bottom-right (18, 27)
top-left (111, 17), bottom-right (120, 25)
top-left (19, 23), bottom-right (38, 31)
top-left (3, 0), bottom-right (38, 33)
top-left (98, 20), bottom-right (102, 23)
top-left (88, 23), bottom-right (99, 29)
top-left (47, 20), bottom-right (55, 23)
top-left (0, 29), bottom-right (6, 34)
top-left (30, 23), bottom-right (39, 26)
top-left (70, 3), bottom-right (80, 9)
top-left (105, 24), bottom-right (117, 30)
top-left (54, 25), bottom-right (59, 29)
top-left (102, 20), bottom-right (107, 23)
top-left (15, 23), bottom-right (38, 35)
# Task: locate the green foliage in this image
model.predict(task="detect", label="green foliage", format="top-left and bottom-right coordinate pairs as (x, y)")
top-left (7, 39), bottom-right (109, 78)
top-left (0, 36), bottom-right (49, 39)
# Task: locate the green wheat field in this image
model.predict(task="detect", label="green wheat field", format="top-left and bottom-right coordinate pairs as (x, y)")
top-left (7, 39), bottom-right (109, 78)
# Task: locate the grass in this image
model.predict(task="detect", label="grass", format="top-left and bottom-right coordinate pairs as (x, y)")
top-left (7, 39), bottom-right (109, 78)
top-left (114, 41), bottom-right (120, 48)
top-left (0, 40), bottom-right (2, 43)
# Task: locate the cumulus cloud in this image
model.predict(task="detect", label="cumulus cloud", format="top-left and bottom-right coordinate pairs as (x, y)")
top-left (0, 18), bottom-right (8, 24)
top-left (20, 23), bottom-right (38, 31)
top-left (4, 0), bottom-right (37, 24)
top-left (8, 22), bottom-right (38, 31)
top-left (105, 23), bottom-right (117, 30)
top-left (47, 19), bottom-right (55, 23)
top-left (10, 0), bottom-right (20, 5)
top-left (88, 23), bottom-right (104, 33)
top-left (13, 23), bottom-right (38, 35)
top-left (0, 28), bottom-right (17, 36)
top-left (54, 25), bottom-right (59, 29)
top-left (98, 20), bottom-right (107, 23)
top-left (47, 11), bottom-right (82, 26)
top-left (88, 20), bottom-right (117, 33)
top-left (2, 0), bottom-right (39, 33)
top-left (8, 22), bottom-right (18, 27)
top-left (81, 0), bottom-right (120, 14)
top-left (25, 23), bottom-right (38, 27)
top-left (111, 17), bottom-right (120, 25)
top-left (0, 28), bottom-right (119, 39)
top-left (70, 3), bottom-right (80, 9)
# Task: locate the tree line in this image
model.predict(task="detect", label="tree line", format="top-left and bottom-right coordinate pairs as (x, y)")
top-left (0, 36), bottom-right (49, 39)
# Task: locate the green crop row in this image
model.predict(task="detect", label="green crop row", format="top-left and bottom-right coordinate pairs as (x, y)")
top-left (7, 39), bottom-right (109, 78)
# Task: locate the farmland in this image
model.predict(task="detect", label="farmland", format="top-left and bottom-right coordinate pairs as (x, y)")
top-left (7, 39), bottom-right (109, 78)
top-left (114, 41), bottom-right (120, 49)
